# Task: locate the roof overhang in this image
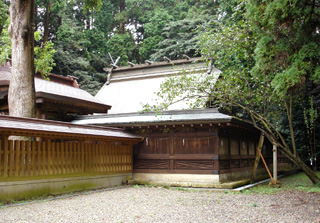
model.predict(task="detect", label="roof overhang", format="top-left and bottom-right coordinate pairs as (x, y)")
top-left (0, 115), bottom-right (142, 142)
top-left (36, 92), bottom-right (112, 113)
top-left (73, 109), bottom-right (234, 127)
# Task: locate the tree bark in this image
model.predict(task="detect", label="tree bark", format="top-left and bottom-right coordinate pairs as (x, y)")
top-left (285, 96), bottom-right (297, 157)
top-left (284, 148), bottom-right (320, 184)
top-left (9, 0), bottom-right (36, 118)
top-left (43, 0), bottom-right (52, 43)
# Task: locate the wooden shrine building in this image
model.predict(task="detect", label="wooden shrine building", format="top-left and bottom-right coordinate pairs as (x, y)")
top-left (0, 63), bottom-right (111, 121)
top-left (74, 58), bottom-right (291, 187)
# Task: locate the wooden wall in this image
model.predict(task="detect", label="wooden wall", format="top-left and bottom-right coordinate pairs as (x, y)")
top-left (134, 131), bottom-right (219, 174)
top-left (132, 125), bottom-right (289, 175)
top-left (0, 138), bottom-right (132, 180)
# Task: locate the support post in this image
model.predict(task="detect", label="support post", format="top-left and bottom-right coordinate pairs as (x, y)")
top-left (251, 133), bottom-right (264, 183)
top-left (273, 144), bottom-right (277, 181)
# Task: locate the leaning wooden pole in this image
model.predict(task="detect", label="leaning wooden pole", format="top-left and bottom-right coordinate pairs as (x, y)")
top-left (251, 133), bottom-right (265, 183)
top-left (257, 147), bottom-right (275, 184)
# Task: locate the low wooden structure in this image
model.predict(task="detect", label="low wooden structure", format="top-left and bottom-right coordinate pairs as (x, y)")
top-left (0, 115), bottom-right (142, 201)
top-left (75, 109), bottom-right (291, 187)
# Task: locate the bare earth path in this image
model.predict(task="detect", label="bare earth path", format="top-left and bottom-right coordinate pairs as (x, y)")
top-left (0, 187), bottom-right (319, 223)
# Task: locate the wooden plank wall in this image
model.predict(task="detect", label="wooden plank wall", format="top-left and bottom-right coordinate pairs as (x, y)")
top-left (0, 139), bottom-right (132, 179)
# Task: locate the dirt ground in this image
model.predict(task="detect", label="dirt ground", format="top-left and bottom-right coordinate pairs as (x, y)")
top-left (0, 187), bottom-right (319, 223)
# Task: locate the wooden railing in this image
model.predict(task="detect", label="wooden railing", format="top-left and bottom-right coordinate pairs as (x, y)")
top-left (0, 139), bottom-right (132, 179)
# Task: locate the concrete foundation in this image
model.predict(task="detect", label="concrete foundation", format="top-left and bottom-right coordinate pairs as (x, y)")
top-left (132, 173), bottom-right (220, 187)
top-left (0, 173), bottom-right (131, 202)
top-left (131, 164), bottom-right (294, 189)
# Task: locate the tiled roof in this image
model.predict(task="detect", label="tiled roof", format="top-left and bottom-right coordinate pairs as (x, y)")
top-left (35, 77), bottom-right (107, 106)
top-left (73, 108), bottom-right (233, 126)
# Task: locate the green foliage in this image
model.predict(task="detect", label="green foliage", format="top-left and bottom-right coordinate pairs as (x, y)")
top-left (106, 33), bottom-right (138, 65)
top-left (34, 31), bottom-right (56, 78)
top-left (84, 0), bottom-right (102, 11)
top-left (0, 23), bottom-right (56, 77)
top-left (0, 17), bottom-right (10, 64)
top-left (0, 1), bottom-right (8, 34)
top-left (139, 8), bottom-right (173, 61)
top-left (150, 14), bottom-right (212, 61)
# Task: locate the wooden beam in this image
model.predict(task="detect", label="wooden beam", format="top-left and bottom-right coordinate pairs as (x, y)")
top-left (250, 133), bottom-right (264, 183)
top-left (257, 145), bottom-right (275, 184)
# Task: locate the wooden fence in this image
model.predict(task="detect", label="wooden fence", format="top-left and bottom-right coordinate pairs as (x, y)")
top-left (0, 138), bottom-right (133, 179)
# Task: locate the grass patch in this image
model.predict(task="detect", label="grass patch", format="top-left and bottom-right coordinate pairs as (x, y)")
top-left (242, 171), bottom-right (320, 194)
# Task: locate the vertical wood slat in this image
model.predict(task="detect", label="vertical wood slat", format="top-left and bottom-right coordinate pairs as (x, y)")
top-left (61, 142), bottom-right (64, 175)
top-left (57, 143), bottom-right (61, 175)
top-left (37, 141), bottom-right (41, 176)
top-left (8, 140), bottom-right (14, 177)
top-left (95, 144), bottom-right (98, 172)
top-left (110, 144), bottom-right (114, 172)
top-left (26, 141), bottom-right (31, 176)
top-left (0, 137), bottom-right (135, 179)
top-left (31, 141), bottom-right (35, 176)
top-left (105, 143), bottom-right (109, 172)
top-left (63, 142), bottom-right (66, 174)
top-left (86, 143), bottom-right (90, 173)
top-left (70, 143), bottom-right (73, 174)
top-left (51, 142), bottom-right (55, 175)
top-left (42, 141), bottom-right (46, 175)
top-left (65, 142), bottom-right (68, 174)
top-left (77, 143), bottom-right (81, 173)
top-left (21, 141), bottom-right (26, 177)
top-left (100, 144), bottom-right (103, 172)
top-left (103, 144), bottom-right (108, 173)
top-left (81, 142), bottom-right (85, 173)
top-left (72, 143), bottom-right (76, 174)
top-left (14, 141), bottom-right (20, 176)
top-left (2, 137), bottom-right (9, 177)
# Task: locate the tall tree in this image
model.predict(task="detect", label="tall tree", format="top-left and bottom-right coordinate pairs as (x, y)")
top-left (9, 0), bottom-right (36, 118)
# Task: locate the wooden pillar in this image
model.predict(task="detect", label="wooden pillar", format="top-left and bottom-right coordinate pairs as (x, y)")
top-left (273, 144), bottom-right (277, 181)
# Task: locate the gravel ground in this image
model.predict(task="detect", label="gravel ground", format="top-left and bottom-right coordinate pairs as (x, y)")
top-left (0, 187), bottom-right (319, 223)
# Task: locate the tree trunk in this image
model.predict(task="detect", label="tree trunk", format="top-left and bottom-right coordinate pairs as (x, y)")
top-left (9, 0), bottom-right (36, 118)
top-left (285, 96), bottom-right (297, 157)
top-left (118, 0), bottom-right (125, 34)
top-left (281, 144), bottom-right (320, 184)
top-left (43, 0), bottom-right (52, 43)
top-left (291, 153), bottom-right (320, 184)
